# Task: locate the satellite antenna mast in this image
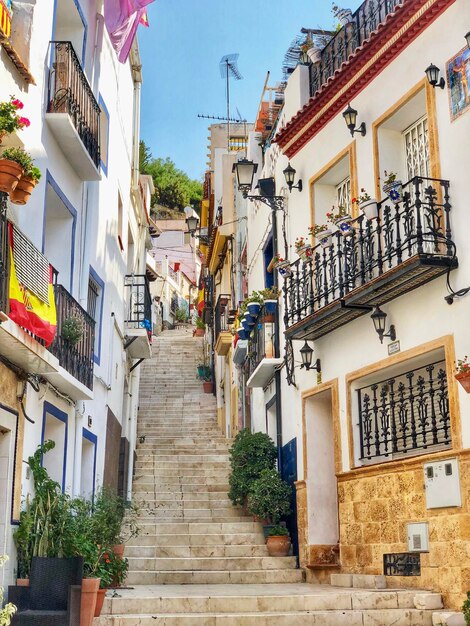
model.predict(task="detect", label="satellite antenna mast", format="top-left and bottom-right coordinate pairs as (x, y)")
top-left (219, 54), bottom-right (242, 151)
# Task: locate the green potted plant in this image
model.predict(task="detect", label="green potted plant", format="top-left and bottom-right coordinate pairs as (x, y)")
top-left (202, 367), bottom-right (213, 393)
top-left (228, 429), bottom-right (277, 508)
top-left (0, 555), bottom-right (16, 625)
top-left (246, 291), bottom-right (263, 317)
top-left (266, 524), bottom-right (291, 556)
top-left (270, 254), bottom-right (292, 278)
top-left (382, 170), bottom-right (403, 204)
top-left (309, 223), bottom-right (333, 248)
top-left (247, 467), bottom-right (292, 556)
top-left (353, 188), bottom-right (378, 220)
top-left (61, 316), bottom-right (84, 346)
top-left (0, 146), bottom-right (28, 194)
top-left (455, 356), bottom-right (470, 393)
top-left (90, 487), bottom-right (126, 556)
top-left (260, 287), bottom-right (280, 318)
top-left (194, 315), bottom-right (205, 336)
top-left (175, 307), bottom-right (188, 323)
top-left (13, 495), bottom-right (33, 584)
top-left (294, 236), bottom-right (312, 261)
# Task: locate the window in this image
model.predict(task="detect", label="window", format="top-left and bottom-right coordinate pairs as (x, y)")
top-left (42, 402), bottom-right (68, 492)
top-left (43, 173), bottom-right (77, 293)
top-left (81, 429), bottom-right (97, 500)
top-left (356, 357), bottom-right (451, 464)
top-left (336, 176), bottom-right (351, 214)
top-left (87, 267), bottom-right (104, 364)
top-left (52, 0), bottom-right (86, 64)
top-left (403, 116), bottom-right (430, 180)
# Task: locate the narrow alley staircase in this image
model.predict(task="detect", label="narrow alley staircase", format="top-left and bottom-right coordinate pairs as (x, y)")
top-left (98, 328), bottom-right (441, 625)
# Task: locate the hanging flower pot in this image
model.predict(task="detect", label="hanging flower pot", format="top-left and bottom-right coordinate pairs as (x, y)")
top-left (360, 198), bottom-right (379, 220)
top-left (335, 216), bottom-right (354, 237)
top-left (247, 302), bottom-right (261, 317)
top-left (382, 180), bottom-right (403, 204)
top-left (0, 158), bottom-right (23, 193)
top-left (307, 47), bottom-right (322, 63)
top-left (237, 328), bottom-right (249, 340)
top-left (244, 313), bottom-right (256, 327)
top-left (264, 299), bottom-right (277, 314)
top-left (315, 229), bottom-right (333, 248)
top-left (275, 260), bottom-right (293, 278)
top-left (296, 244), bottom-right (313, 261)
top-left (9, 175), bottom-right (37, 205)
top-left (456, 371), bottom-right (470, 393)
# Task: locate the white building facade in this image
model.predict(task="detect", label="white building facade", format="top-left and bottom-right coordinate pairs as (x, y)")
top-left (0, 0), bottom-right (152, 586)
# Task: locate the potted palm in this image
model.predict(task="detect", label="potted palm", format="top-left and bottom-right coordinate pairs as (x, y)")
top-left (309, 223), bottom-right (333, 248)
top-left (455, 356), bottom-right (470, 393)
top-left (247, 468), bottom-right (292, 556)
top-left (353, 188), bottom-right (378, 220)
top-left (382, 170), bottom-right (403, 204)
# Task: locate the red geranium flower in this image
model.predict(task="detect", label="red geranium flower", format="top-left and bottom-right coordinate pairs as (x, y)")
top-left (12, 99), bottom-right (24, 109)
top-left (18, 117), bottom-right (30, 127)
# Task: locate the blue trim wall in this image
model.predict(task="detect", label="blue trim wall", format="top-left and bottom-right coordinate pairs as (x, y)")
top-left (89, 265), bottom-right (105, 365)
top-left (51, 0), bottom-right (88, 66)
top-left (98, 94), bottom-right (110, 176)
top-left (42, 171), bottom-right (77, 294)
top-left (41, 402), bottom-right (69, 492)
top-left (82, 428), bottom-right (97, 500)
top-left (0, 403), bottom-right (19, 525)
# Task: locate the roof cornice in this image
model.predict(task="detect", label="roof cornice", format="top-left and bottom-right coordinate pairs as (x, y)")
top-left (275, 0), bottom-right (456, 158)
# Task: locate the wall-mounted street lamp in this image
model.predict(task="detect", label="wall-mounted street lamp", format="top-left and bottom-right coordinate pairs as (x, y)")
top-left (185, 214), bottom-right (199, 236)
top-left (370, 306), bottom-right (396, 344)
top-left (425, 63), bottom-right (445, 89)
top-left (299, 341), bottom-right (321, 372)
top-left (465, 32), bottom-right (470, 49)
top-left (342, 104), bottom-right (366, 137)
top-left (283, 163), bottom-right (303, 193)
top-left (232, 158), bottom-right (258, 198)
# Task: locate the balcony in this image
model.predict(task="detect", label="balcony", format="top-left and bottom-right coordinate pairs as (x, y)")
top-left (124, 275), bottom-right (152, 359)
top-left (0, 197), bottom-right (94, 398)
top-left (246, 310), bottom-right (282, 389)
top-left (46, 41), bottom-right (101, 181)
top-left (214, 294), bottom-right (232, 356)
top-left (308, 0), bottom-right (402, 97)
top-left (284, 177), bottom-right (457, 342)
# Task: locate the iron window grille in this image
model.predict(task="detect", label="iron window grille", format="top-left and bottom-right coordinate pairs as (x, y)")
top-left (87, 276), bottom-right (100, 321)
top-left (0, 193), bottom-right (8, 314)
top-left (12, 224), bottom-right (50, 304)
top-left (357, 359), bottom-right (451, 462)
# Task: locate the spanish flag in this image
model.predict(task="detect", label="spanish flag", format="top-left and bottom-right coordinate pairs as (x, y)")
top-left (0, 0), bottom-right (12, 39)
top-left (8, 225), bottom-right (57, 347)
top-left (139, 11), bottom-right (149, 27)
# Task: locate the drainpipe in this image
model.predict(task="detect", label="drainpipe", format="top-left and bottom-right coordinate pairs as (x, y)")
top-left (73, 403), bottom-right (85, 496)
top-left (126, 370), bottom-right (138, 502)
top-left (271, 206), bottom-right (283, 474)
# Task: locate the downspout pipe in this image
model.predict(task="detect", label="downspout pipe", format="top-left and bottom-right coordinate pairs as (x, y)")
top-left (271, 205), bottom-right (283, 474)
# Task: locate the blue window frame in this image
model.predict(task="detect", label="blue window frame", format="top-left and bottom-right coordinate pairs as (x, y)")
top-left (98, 95), bottom-right (110, 176)
top-left (82, 428), bottom-right (97, 501)
top-left (41, 402), bottom-right (68, 492)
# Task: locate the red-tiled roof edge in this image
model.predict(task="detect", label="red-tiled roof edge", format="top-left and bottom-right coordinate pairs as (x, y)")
top-left (275, 0), bottom-right (455, 157)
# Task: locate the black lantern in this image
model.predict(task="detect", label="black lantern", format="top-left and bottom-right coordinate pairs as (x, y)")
top-left (371, 306), bottom-right (396, 344)
top-left (465, 32), bottom-right (470, 49)
top-left (283, 163), bottom-right (303, 193)
top-left (425, 63), bottom-right (445, 89)
top-left (300, 341), bottom-right (321, 372)
top-left (342, 104), bottom-right (366, 137)
top-left (185, 214), bottom-right (199, 236)
top-left (232, 158), bottom-right (258, 197)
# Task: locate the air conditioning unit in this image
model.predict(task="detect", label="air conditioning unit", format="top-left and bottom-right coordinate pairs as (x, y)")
top-left (407, 523), bottom-right (429, 552)
top-left (233, 339), bottom-right (248, 365)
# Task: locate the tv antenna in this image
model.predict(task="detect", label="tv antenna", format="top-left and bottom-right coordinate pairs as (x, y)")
top-left (220, 54), bottom-right (243, 150)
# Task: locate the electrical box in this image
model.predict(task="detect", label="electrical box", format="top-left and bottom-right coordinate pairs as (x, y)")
top-left (423, 458), bottom-right (461, 509)
top-left (407, 522), bottom-right (429, 552)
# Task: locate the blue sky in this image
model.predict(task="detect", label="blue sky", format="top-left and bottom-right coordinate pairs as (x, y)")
top-left (138, 0), bottom-right (362, 180)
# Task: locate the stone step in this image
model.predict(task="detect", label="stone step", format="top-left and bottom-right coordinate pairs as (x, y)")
top-left (128, 555), bottom-right (297, 572)
top-left (125, 544), bottom-right (269, 558)
top-left (135, 500), bottom-right (235, 511)
top-left (126, 533), bottom-right (266, 547)
top-left (135, 454), bottom-right (230, 462)
top-left (97, 608), bottom-right (433, 625)
top-left (134, 521), bottom-right (262, 534)
top-left (133, 514), bottom-right (252, 523)
top-left (135, 492), bottom-right (233, 502)
top-left (125, 569), bottom-right (305, 585)
top-left (133, 484), bottom-right (229, 493)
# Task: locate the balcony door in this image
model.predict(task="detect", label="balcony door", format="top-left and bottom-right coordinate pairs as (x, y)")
top-left (403, 115), bottom-right (430, 180)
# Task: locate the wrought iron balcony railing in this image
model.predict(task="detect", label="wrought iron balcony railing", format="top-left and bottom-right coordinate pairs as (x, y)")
top-left (48, 285), bottom-right (95, 390)
top-left (309, 0), bottom-right (402, 97)
top-left (357, 359), bottom-right (450, 461)
top-left (284, 177), bottom-right (457, 341)
top-left (124, 274), bottom-right (152, 339)
top-left (47, 41), bottom-right (100, 169)
top-left (246, 311), bottom-right (276, 378)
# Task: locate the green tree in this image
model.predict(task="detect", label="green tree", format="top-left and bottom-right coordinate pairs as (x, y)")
top-left (139, 140), bottom-right (202, 212)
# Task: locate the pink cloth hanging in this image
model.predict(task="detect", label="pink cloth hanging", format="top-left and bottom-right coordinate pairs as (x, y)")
top-left (104, 0), bottom-right (155, 63)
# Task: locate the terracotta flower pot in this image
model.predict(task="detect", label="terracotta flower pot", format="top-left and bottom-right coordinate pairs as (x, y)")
top-left (94, 588), bottom-right (107, 618)
top-left (194, 328), bottom-right (205, 337)
top-left (16, 578), bottom-right (29, 586)
top-left (0, 159), bottom-right (23, 194)
top-left (203, 381), bottom-right (212, 393)
top-left (112, 543), bottom-right (125, 559)
top-left (266, 535), bottom-right (291, 557)
top-left (455, 371), bottom-right (470, 393)
top-left (9, 175), bottom-right (36, 205)
top-left (80, 577), bottom-right (100, 626)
